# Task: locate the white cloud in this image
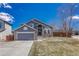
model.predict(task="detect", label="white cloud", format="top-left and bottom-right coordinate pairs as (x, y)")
top-left (0, 12), bottom-right (14, 23)
top-left (0, 3), bottom-right (12, 9)
top-left (67, 15), bottom-right (79, 20)
top-left (72, 15), bottom-right (79, 20)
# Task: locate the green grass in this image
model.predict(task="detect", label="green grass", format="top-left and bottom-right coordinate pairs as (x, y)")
top-left (29, 37), bottom-right (79, 56)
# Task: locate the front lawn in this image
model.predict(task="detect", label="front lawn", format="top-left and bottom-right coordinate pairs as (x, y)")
top-left (29, 37), bottom-right (79, 56)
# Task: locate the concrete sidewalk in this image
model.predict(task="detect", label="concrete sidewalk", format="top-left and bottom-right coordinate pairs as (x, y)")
top-left (0, 41), bottom-right (33, 56)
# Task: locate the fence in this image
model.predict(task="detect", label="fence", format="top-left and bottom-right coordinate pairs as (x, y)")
top-left (6, 35), bottom-right (14, 41)
top-left (53, 32), bottom-right (72, 37)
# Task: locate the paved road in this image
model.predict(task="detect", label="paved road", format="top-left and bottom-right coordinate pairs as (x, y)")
top-left (0, 41), bottom-right (33, 56)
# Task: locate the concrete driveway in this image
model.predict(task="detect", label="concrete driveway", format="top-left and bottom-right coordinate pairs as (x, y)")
top-left (0, 41), bottom-right (33, 56)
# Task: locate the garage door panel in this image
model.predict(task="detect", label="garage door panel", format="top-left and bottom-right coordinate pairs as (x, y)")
top-left (16, 32), bottom-right (35, 40)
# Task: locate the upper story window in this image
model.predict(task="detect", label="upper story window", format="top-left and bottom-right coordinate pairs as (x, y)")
top-left (0, 22), bottom-right (3, 29)
top-left (31, 23), bottom-right (34, 28)
top-left (44, 27), bottom-right (51, 34)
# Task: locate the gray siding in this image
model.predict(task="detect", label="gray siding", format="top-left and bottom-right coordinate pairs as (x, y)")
top-left (27, 21), bottom-right (38, 29)
top-left (27, 21), bottom-right (53, 36)
top-left (0, 20), bottom-right (5, 32)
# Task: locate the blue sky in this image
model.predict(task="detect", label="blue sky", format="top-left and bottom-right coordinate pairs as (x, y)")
top-left (0, 3), bottom-right (79, 30)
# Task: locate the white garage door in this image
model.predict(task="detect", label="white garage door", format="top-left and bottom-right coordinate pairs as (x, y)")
top-left (16, 32), bottom-right (35, 40)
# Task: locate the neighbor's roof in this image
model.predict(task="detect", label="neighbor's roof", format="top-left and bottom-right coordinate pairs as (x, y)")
top-left (26, 18), bottom-right (53, 28)
top-left (0, 19), bottom-right (12, 25)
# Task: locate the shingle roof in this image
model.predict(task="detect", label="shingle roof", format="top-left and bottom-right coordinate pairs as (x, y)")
top-left (26, 18), bottom-right (53, 28)
top-left (0, 19), bottom-right (12, 26)
top-left (13, 24), bottom-right (37, 32)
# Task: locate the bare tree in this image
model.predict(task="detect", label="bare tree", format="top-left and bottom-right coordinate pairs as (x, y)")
top-left (57, 3), bottom-right (78, 37)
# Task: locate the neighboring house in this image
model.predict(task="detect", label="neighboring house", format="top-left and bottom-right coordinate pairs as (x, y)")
top-left (0, 19), bottom-right (12, 41)
top-left (14, 18), bottom-right (53, 40)
top-left (72, 31), bottom-right (79, 35)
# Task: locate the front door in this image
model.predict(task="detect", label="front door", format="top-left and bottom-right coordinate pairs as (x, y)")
top-left (38, 25), bottom-right (42, 36)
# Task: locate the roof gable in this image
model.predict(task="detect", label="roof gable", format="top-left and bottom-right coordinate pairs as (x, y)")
top-left (14, 24), bottom-right (37, 32)
top-left (26, 18), bottom-right (53, 28)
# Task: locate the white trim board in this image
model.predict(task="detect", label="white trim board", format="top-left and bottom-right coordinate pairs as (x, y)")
top-left (16, 32), bottom-right (35, 33)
